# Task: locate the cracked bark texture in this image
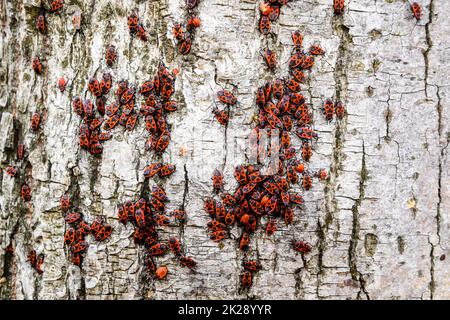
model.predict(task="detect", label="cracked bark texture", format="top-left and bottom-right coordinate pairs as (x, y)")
top-left (0, 0), bottom-right (449, 300)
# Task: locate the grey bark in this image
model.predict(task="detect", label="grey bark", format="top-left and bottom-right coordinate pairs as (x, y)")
top-left (0, 0), bottom-right (449, 299)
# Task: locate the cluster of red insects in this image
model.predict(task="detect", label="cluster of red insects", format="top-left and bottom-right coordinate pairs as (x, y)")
top-left (211, 89), bottom-right (237, 126)
top-left (127, 13), bottom-right (149, 42)
top-left (60, 193), bottom-right (112, 266)
top-left (205, 30), bottom-right (342, 289)
top-left (32, 1), bottom-right (65, 76)
top-left (258, 0), bottom-right (289, 35)
top-left (172, 0), bottom-right (202, 55)
top-left (72, 72), bottom-right (114, 155)
top-left (115, 185), bottom-right (196, 280)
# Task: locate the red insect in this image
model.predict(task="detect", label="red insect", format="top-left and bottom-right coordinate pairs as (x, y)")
top-left (4, 165), bottom-right (17, 177)
top-left (187, 16), bottom-right (201, 29)
top-left (152, 185), bottom-right (169, 202)
top-left (284, 206), bottom-right (294, 225)
top-left (71, 241), bottom-right (89, 253)
top-left (72, 11), bottom-right (82, 30)
top-left (83, 99), bottom-right (94, 118)
top-left (263, 48), bottom-right (277, 69)
top-left (126, 113), bottom-right (138, 131)
top-left (173, 210), bottom-right (186, 223)
top-left (155, 133), bottom-right (170, 153)
top-left (103, 114), bottom-right (120, 131)
top-left (323, 99), bottom-right (334, 121)
top-left (36, 14), bottom-right (46, 34)
top-left (105, 45), bottom-right (117, 66)
top-left (215, 201), bottom-right (226, 222)
top-left (21, 183), bottom-right (31, 201)
top-left (213, 107), bottom-right (229, 126)
top-left (179, 37), bottom-right (192, 55)
top-left (65, 212), bottom-right (81, 224)
top-left (333, 0), bottom-right (345, 15)
top-left (301, 55), bottom-right (315, 69)
top-left (168, 237), bottom-right (182, 256)
top-left (28, 250), bottom-right (37, 267)
top-left (78, 221), bottom-right (91, 235)
top-left (35, 254), bottom-right (44, 274)
top-left (204, 197), bottom-right (215, 216)
top-left (79, 124), bottom-right (90, 149)
top-left (64, 228), bottom-right (76, 246)
top-left (210, 230), bottom-right (226, 242)
top-left (302, 141), bottom-right (312, 161)
top-left (309, 44), bottom-right (325, 56)
top-left (289, 193), bottom-right (304, 205)
top-left (17, 144), bottom-right (25, 160)
top-left (259, 15), bottom-right (271, 35)
top-left (172, 23), bottom-right (184, 41)
top-left (207, 220), bottom-right (226, 232)
top-left (148, 243), bottom-right (169, 256)
top-left (241, 271), bottom-right (253, 288)
top-left (144, 163), bottom-right (162, 178)
top-left (296, 126), bottom-right (318, 140)
top-left (71, 253), bottom-right (82, 266)
top-left (293, 241), bottom-right (312, 254)
top-left (285, 77), bottom-right (301, 93)
top-left (272, 79), bottom-right (284, 99)
top-left (57, 77), bottom-right (67, 92)
top-left (239, 232), bottom-right (250, 251)
top-left (335, 100), bottom-right (345, 120)
top-left (411, 2), bottom-right (422, 20)
top-left (136, 24), bottom-right (148, 41)
top-left (32, 57), bottom-right (43, 74)
top-left (234, 165), bottom-right (248, 185)
top-left (60, 193), bottom-right (71, 212)
top-left (93, 225), bottom-right (112, 242)
top-left (266, 219), bottom-right (277, 236)
top-left (128, 14), bottom-right (139, 34)
top-left (150, 197), bottom-right (166, 212)
top-left (179, 256), bottom-right (196, 269)
top-left (160, 164), bottom-right (176, 177)
top-left (212, 169), bottom-right (224, 192)
top-left (243, 260), bottom-right (261, 273)
top-left (302, 173), bottom-right (312, 191)
top-left (99, 132), bottom-right (112, 141)
top-left (268, 4), bottom-right (280, 21)
top-left (291, 69), bottom-right (306, 83)
top-left (72, 97), bottom-right (83, 116)
top-left (288, 51), bottom-right (304, 69)
top-left (155, 266), bottom-right (168, 280)
top-left (217, 89), bottom-right (237, 106)
top-left (49, 0), bottom-right (64, 13)
top-left (316, 168), bottom-right (328, 181)
top-left (292, 31), bottom-right (303, 50)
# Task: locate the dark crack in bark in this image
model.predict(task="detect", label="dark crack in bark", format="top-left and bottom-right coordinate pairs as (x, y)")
top-left (349, 142), bottom-right (369, 300)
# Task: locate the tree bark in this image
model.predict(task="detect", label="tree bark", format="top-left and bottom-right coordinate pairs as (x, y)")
top-left (0, 0), bottom-right (448, 300)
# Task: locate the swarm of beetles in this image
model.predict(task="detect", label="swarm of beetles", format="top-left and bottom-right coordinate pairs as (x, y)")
top-left (116, 185), bottom-right (196, 280)
top-left (61, 193), bottom-right (113, 266)
top-left (172, 0), bottom-right (202, 55)
top-left (72, 72), bottom-right (114, 155)
top-left (205, 31), bottom-right (345, 289)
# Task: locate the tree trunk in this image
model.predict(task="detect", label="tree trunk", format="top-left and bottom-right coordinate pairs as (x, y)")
top-left (0, 0), bottom-right (448, 300)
